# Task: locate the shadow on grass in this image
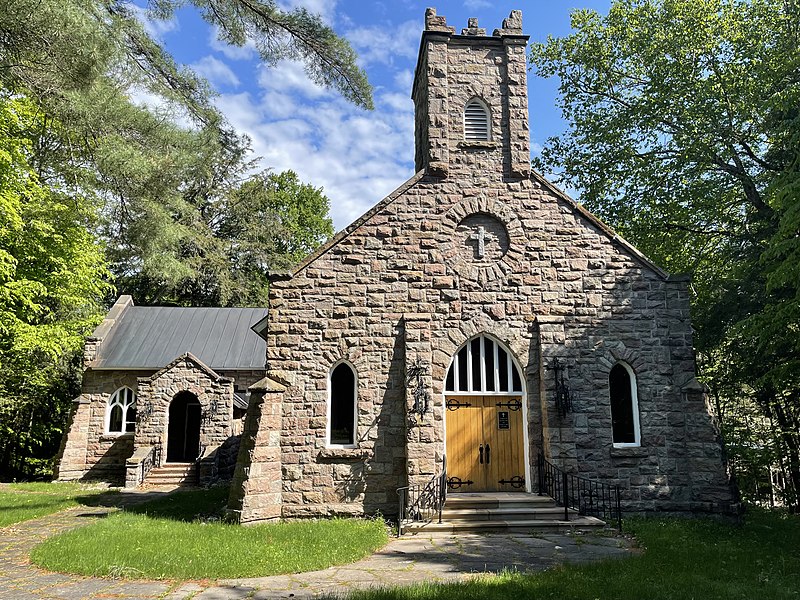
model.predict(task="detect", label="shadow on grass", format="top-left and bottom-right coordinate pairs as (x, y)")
top-left (121, 485), bottom-right (230, 522)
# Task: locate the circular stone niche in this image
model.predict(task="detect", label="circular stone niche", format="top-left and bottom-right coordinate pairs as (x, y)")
top-left (455, 213), bottom-right (510, 266)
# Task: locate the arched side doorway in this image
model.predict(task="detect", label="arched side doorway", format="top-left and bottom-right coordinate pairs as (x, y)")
top-left (444, 334), bottom-right (528, 493)
top-left (167, 391), bottom-right (201, 463)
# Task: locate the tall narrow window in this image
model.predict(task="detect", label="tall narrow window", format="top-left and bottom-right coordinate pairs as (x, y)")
top-left (106, 387), bottom-right (136, 434)
top-left (609, 363), bottom-right (640, 446)
top-left (464, 98), bottom-right (490, 141)
top-left (329, 363), bottom-right (356, 446)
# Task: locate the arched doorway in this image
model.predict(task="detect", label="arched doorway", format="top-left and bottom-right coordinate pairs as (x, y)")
top-left (167, 391), bottom-right (201, 462)
top-left (444, 334), bottom-right (528, 493)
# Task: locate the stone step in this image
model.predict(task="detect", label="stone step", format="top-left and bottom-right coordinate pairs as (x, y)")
top-left (444, 493), bottom-right (557, 510)
top-left (441, 506), bottom-right (578, 521)
top-left (144, 463), bottom-right (197, 486)
top-left (403, 516), bottom-right (606, 535)
top-left (153, 462), bottom-right (195, 470)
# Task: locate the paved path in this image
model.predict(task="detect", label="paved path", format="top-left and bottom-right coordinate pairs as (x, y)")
top-left (0, 493), bottom-right (635, 599)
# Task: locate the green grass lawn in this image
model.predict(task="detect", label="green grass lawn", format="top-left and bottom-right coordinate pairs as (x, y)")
top-left (0, 482), bottom-right (116, 527)
top-left (31, 485), bottom-right (389, 579)
top-left (338, 509), bottom-right (800, 600)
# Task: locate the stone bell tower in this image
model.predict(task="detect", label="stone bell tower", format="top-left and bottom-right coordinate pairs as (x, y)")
top-left (412, 9), bottom-right (531, 180)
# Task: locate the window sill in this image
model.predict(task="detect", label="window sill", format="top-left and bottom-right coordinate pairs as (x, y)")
top-left (100, 432), bottom-right (134, 442)
top-left (610, 446), bottom-right (647, 459)
top-left (317, 448), bottom-right (372, 461)
top-left (457, 141), bottom-right (500, 150)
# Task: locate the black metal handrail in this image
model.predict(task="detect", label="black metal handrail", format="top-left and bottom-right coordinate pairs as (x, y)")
top-left (538, 450), bottom-right (622, 530)
top-left (396, 456), bottom-right (447, 536)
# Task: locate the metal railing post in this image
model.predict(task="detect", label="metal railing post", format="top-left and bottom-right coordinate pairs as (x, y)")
top-left (563, 470), bottom-right (569, 521)
top-left (537, 451), bottom-right (544, 495)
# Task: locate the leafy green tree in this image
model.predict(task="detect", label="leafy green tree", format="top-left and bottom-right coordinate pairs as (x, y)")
top-left (0, 92), bottom-right (112, 478)
top-left (215, 170), bottom-right (334, 305)
top-left (0, 0), bottom-right (359, 477)
top-left (0, 0), bottom-right (370, 304)
top-left (530, 0), bottom-right (800, 507)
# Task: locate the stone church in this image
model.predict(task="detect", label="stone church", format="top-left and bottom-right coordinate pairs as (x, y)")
top-left (58, 8), bottom-right (736, 523)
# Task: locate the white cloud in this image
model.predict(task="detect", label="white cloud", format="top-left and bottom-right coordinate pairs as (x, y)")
top-left (214, 73), bottom-right (415, 230)
top-left (379, 91), bottom-right (414, 113)
top-left (393, 69), bottom-right (415, 94)
top-left (346, 20), bottom-right (420, 67)
top-left (127, 86), bottom-right (196, 131)
top-left (192, 56), bottom-right (240, 88)
top-left (257, 60), bottom-right (331, 101)
top-left (464, 0), bottom-right (492, 10)
top-left (278, 0), bottom-right (338, 24)
top-left (208, 26), bottom-right (258, 61)
top-left (126, 3), bottom-right (179, 40)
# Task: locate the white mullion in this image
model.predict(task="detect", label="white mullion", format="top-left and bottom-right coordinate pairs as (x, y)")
top-left (507, 353), bottom-right (513, 392)
top-left (479, 336), bottom-right (486, 392)
top-left (453, 356), bottom-right (460, 393)
top-left (467, 342), bottom-right (473, 392)
top-left (494, 341), bottom-right (500, 391)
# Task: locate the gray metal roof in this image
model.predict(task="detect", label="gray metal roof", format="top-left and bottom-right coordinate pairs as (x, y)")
top-left (233, 392), bottom-right (250, 410)
top-left (92, 306), bottom-right (267, 370)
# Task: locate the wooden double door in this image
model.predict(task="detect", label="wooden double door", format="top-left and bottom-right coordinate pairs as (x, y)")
top-left (445, 395), bottom-right (526, 492)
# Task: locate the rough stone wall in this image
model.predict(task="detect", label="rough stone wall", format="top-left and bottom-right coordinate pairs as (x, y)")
top-left (255, 11), bottom-right (734, 520)
top-left (266, 174), bottom-right (734, 517)
top-left (56, 370), bottom-right (144, 484)
top-left (134, 355), bottom-right (233, 459)
top-left (228, 378), bottom-right (285, 523)
top-left (57, 362), bottom-right (261, 485)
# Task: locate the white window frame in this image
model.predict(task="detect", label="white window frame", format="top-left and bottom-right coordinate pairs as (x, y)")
top-left (326, 360), bottom-right (358, 448)
top-left (610, 362), bottom-right (641, 448)
top-left (105, 386), bottom-right (136, 435)
top-left (464, 97), bottom-right (491, 141)
top-left (445, 334), bottom-right (522, 395)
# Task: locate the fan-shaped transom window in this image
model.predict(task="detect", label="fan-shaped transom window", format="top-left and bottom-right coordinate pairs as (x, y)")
top-left (464, 98), bottom-right (490, 141)
top-left (106, 387), bottom-right (136, 434)
top-left (328, 362), bottom-right (357, 446)
top-left (609, 362), bottom-right (641, 447)
top-left (445, 335), bottom-right (522, 394)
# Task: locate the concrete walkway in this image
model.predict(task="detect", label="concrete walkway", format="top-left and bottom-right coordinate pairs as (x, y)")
top-left (0, 493), bottom-right (635, 600)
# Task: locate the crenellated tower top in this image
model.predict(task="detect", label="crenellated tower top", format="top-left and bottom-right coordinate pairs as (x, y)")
top-left (412, 9), bottom-right (530, 180)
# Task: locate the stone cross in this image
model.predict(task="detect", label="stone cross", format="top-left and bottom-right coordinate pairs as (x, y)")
top-left (470, 226), bottom-right (488, 258)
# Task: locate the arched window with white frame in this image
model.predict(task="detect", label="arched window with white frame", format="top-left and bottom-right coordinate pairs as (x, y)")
top-left (609, 362), bottom-right (641, 447)
top-left (106, 387), bottom-right (136, 434)
top-left (445, 334), bottom-right (523, 394)
top-left (328, 362), bottom-right (357, 447)
top-left (464, 97), bottom-right (491, 141)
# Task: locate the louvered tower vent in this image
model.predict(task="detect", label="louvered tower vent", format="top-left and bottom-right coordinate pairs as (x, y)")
top-left (464, 99), bottom-right (490, 141)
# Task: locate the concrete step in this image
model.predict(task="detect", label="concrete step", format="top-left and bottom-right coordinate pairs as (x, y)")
top-left (403, 516), bottom-right (606, 535)
top-left (441, 506), bottom-right (579, 521)
top-left (444, 493), bottom-right (558, 510)
top-left (144, 463), bottom-right (197, 486)
top-left (401, 492), bottom-right (607, 535)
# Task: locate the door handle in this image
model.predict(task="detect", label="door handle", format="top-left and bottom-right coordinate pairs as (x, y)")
top-left (479, 444), bottom-right (484, 464)
top-left (485, 444), bottom-right (491, 464)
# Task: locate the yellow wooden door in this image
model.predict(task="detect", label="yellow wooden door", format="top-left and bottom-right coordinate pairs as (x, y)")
top-left (444, 396), bottom-right (485, 491)
top-left (445, 396), bottom-right (525, 492)
top-left (485, 397), bottom-right (526, 491)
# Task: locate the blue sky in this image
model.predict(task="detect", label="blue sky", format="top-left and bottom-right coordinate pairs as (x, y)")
top-left (135, 1), bottom-right (612, 231)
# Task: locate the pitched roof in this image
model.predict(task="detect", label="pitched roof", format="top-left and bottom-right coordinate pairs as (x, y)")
top-left (90, 304), bottom-right (267, 370)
